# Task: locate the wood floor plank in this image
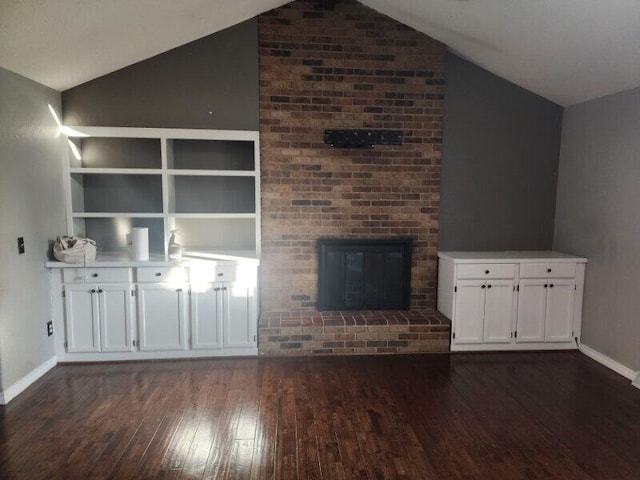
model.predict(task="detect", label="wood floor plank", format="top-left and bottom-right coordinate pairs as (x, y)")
top-left (0, 352), bottom-right (639, 479)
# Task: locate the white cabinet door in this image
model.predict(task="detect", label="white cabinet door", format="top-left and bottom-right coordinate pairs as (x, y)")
top-left (453, 280), bottom-right (485, 344)
top-left (191, 285), bottom-right (223, 349)
top-left (98, 284), bottom-right (134, 352)
top-left (516, 279), bottom-right (547, 343)
top-left (545, 280), bottom-right (575, 342)
top-left (138, 283), bottom-right (187, 351)
top-left (65, 284), bottom-right (100, 353)
top-left (483, 280), bottom-right (514, 343)
top-left (223, 284), bottom-right (255, 348)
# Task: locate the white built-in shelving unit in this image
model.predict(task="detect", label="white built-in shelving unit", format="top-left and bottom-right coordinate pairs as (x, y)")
top-left (64, 127), bottom-right (261, 259)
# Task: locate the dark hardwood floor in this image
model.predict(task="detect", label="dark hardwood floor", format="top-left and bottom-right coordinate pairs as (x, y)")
top-left (1, 352), bottom-right (639, 479)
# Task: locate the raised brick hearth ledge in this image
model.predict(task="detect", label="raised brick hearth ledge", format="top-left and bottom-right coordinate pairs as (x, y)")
top-left (258, 309), bottom-right (450, 356)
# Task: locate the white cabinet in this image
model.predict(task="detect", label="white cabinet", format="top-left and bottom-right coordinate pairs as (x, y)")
top-left (51, 259), bottom-right (259, 361)
top-left (64, 283), bottom-right (133, 353)
top-left (64, 285), bottom-right (99, 352)
top-left (545, 279), bottom-right (575, 342)
top-left (191, 282), bottom-right (256, 349)
top-left (517, 278), bottom-right (574, 343)
top-left (223, 283), bottom-right (256, 348)
top-left (137, 283), bottom-right (188, 351)
top-left (452, 277), bottom-right (515, 345)
top-left (438, 251), bottom-right (586, 352)
top-left (515, 279), bottom-right (547, 342)
top-left (482, 280), bottom-right (515, 343)
top-left (453, 280), bottom-right (485, 344)
top-left (191, 285), bottom-right (223, 349)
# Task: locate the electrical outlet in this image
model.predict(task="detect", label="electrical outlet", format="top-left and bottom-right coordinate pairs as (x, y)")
top-left (47, 321), bottom-right (53, 337)
top-left (17, 237), bottom-right (25, 254)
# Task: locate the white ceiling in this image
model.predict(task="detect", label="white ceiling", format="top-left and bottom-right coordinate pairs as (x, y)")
top-left (1, 0), bottom-right (639, 106)
top-left (360, 0), bottom-right (640, 106)
top-left (0, 0), bottom-right (286, 92)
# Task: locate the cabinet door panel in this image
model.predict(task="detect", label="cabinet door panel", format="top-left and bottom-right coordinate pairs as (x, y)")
top-left (453, 280), bottom-right (485, 344)
top-left (65, 285), bottom-right (100, 352)
top-left (223, 284), bottom-right (254, 348)
top-left (545, 280), bottom-right (575, 342)
top-left (516, 279), bottom-right (547, 343)
top-left (191, 286), bottom-right (222, 349)
top-left (138, 284), bottom-right (186, 351)
top-left (483, 280), bottom-right (514, 343)
top-left (99, 284), bottom-right (133, 352)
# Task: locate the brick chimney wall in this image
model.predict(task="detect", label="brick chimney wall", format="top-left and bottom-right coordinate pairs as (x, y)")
top-left (259, 0), bottom-right (445, 312)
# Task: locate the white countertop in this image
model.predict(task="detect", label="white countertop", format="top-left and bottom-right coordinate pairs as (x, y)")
top-left (46, 250), bottom-right (260, 268)
top-left (438, 251), bottom-right (587, 263)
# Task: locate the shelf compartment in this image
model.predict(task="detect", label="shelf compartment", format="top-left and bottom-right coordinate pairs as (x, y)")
top-left (166, 169), bottom-right (255, 177)
top-left (72, 213), bottom-right (164, 218)
top-left (170, 218), bottom-right (256, 251)
top-left (169, 176), bottom-right (255, 214)
top-left (68, 137), bottom-right (161, 169)
top-left (69, 168), bottom-right (163, 175)
top-left (168, 139), bottom-right (255, 171)
top-left (73, 217), bottom-right (165, 254)
top-left (71, 174), bottom-right (163, 213)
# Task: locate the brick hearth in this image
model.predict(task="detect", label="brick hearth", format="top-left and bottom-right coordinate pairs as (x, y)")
top-left (259, 309), bottom-right (450, 356)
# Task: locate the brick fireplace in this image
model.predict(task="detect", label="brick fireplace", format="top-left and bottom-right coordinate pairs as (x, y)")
top-left (258, 0), bottom-right (448, 354)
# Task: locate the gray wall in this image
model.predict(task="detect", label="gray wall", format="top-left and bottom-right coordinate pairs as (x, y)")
top-left (62, 19), bottom-right (258, 130)
top-left (439, 53), bottom-right (563, 251)
top-left (0, 67), bottom-right (66, 392)
top-left (554, 86), bottom-right (640, 372)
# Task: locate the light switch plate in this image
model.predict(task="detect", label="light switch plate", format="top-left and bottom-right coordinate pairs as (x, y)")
top-left (17, 237), bottom-right (25, 254)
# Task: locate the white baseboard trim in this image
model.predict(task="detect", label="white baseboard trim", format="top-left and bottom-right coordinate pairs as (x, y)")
top-left (579, 344), bottom-right (639, 387)
top-left (0, 356), bottom-right (57, 405)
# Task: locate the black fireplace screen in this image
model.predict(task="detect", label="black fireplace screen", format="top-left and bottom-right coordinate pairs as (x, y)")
top-left (317, 238), bottom-right (412, 311)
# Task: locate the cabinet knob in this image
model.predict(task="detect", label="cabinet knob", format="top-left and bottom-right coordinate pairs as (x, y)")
top-left (547, 268), bottom-right (552, 273)
top-left (98, 289), bottom-right (103, 293)
top-left (481, 285), bottom-right (486, 289)
top-left (155, 272), bottom-right (162, 277)
top-left (176, 288), bottom-right (182, 292)
top-left (91, 273), bottom-right (98, 278)
top-left (221, 287), bottom-right (228, 291)
top-left (544, 284), bottom-right (548, 288)
top-left (487, 284), bottom-right (492, 289)
top-left (217, 273), bottom-right (224, 277)
top-left (549, 284), bottom-right (554, 288)
top-left (485, 270), bottom-right (490, 274)
top-left (90, 289), bottom-right (96, 293)
top-left (214, 287), bottom-right (221, 291)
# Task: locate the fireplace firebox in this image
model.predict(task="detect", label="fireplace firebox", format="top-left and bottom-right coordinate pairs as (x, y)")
top-left (317, 239), bottom-right (412, 311)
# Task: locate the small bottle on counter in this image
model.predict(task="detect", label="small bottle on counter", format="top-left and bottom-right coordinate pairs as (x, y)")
top-left (168, 230), bottom-right (183, 260)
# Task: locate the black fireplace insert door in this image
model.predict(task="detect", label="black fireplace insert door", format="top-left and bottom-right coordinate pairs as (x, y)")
top-left (317, 239), bottom-right (412, 311)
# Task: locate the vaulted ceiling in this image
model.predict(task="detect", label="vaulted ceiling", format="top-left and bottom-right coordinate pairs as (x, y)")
top-left (1, 0), bottom-right (639, 106)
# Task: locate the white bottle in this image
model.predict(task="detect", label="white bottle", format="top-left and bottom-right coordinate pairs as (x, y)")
top-left (168, 230), bottom-right (182, 260)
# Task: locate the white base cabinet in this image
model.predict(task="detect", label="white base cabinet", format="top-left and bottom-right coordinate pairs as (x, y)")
top-left (191, 286), bottom-right (223, 349)
top-left (516, 278), bottom-right (575, 343)
top-left (224, 284), bottom-right (256, 348)
top-left (482, 279), bottom-right (516, 344)
top-left (138, 283), bottom-right (188, 351)
top-left (191, 283), bottom-right (256, 350)
top-left (64, 283), bottom-right (134, 353)
top-left (50, 257), bottom-right (259, 362)
top-left (438, 251), bottom-right (587, 352)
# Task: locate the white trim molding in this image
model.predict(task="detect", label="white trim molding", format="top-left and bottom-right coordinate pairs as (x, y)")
top-left (0, 356), bottom-right (57, 405)
top-left (579, 344), bottom-right (639, 388)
